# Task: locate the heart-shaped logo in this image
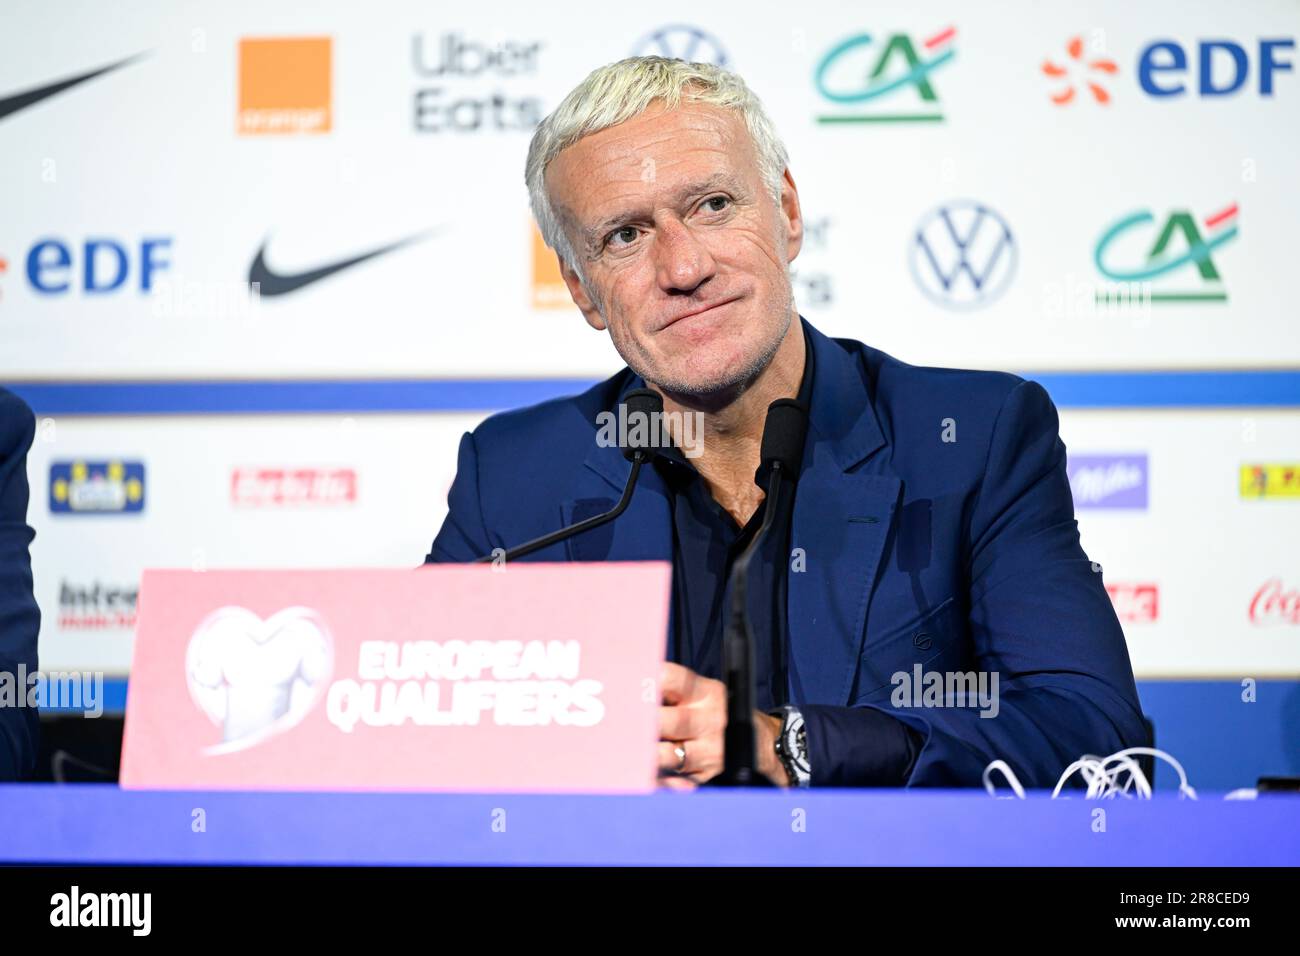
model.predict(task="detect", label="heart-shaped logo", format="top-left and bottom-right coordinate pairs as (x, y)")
top-left (185, 606), bottom-right (333, 755)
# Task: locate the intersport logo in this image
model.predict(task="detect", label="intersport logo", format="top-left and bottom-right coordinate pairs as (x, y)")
top-left (59, 580), bottom-right (138, 630)
top-left (1249, 579), bottom-right (1300, 626)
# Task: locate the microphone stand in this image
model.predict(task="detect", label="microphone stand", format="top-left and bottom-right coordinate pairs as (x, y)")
top-left (473, 451), bottom-right (649, 564)
top-left (473, 386), bottom-right (663, 565)
top-left (711, 459), bottom-right (787, 788)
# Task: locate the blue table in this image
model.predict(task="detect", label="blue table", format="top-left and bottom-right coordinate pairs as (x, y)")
top-left (1, 786), bottom-right (1296, 865)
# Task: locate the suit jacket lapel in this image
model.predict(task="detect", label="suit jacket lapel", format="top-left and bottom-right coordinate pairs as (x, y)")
top-left (560, 438), bottom-right (673, 563)
top-left (787, 322), bottom-right (901, 706)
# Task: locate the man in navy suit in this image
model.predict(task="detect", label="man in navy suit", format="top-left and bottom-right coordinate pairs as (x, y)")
top-left (427, 56), bottom-right (1146, 788)
top-left (0, 388), bottom-right (40, 780)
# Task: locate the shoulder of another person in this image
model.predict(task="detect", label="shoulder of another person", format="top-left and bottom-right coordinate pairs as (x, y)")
top-left (0, 388), bottom-right (36, 460)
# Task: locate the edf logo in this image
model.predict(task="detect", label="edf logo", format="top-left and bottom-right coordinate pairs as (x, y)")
top-left (25, 237), bottom-right (172, 294)
top-left (1138, 38), bottom-right (1294, 96)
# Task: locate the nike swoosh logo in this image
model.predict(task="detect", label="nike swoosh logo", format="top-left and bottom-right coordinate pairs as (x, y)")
top-left (247, 231), bottom-right (435, 297)
top-left (0, 54), bottom-right (146, 122)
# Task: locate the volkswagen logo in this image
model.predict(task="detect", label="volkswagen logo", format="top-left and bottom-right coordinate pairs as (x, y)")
top-left (632, 25), bottom-right (728, 66)
top-left (909, 200), bottom-right (1017, 310)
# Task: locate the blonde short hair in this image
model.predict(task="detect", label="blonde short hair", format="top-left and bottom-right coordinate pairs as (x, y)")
top-left (525, 55), bottom-right (789, 280)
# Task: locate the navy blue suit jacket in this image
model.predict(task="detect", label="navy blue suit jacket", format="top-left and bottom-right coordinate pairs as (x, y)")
top-left (426, 320), bottom-right (1147, 787)
top-left (0, 388), bottom-right (40, 780)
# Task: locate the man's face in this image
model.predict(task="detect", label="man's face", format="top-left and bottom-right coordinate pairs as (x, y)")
top-left (546, 101), bottom-right (803, 397)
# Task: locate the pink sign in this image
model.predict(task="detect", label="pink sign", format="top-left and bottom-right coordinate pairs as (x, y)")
top-left (120, 563), bottom-right (671, 792)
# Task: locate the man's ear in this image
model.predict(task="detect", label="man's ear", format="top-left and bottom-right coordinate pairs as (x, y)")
top-left (779, 168), bottom-right (804, 265)
top-left (559, 255), bottom-right (606, 331)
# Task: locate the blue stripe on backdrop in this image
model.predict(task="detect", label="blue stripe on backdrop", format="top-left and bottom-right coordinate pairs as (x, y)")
top-left (9, 369), bottom-right (1300, 415)
top-left (55, 678), bottom-right (1300, 793)
top-left (1136, 679), bottom-right (1300, 793)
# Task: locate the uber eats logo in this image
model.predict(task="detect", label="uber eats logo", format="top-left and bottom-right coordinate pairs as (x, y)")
top-left (411, 32), bottom-right (544, 132)
top-left (1094, 203), bottom-right (1239, 305)
top-left (815, 26), bottom-right (957, 123)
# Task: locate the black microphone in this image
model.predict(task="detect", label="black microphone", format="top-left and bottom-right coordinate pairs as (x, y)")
top-left (711, 398), bottom-right (809, 787)
top-left (474, 388), bottom-right (663, 564)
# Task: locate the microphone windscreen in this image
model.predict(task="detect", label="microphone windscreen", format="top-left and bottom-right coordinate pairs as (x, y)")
top-left (756, 398), bottom-right (809, 485)
top-left (620, 387), bottom-right (665, 461)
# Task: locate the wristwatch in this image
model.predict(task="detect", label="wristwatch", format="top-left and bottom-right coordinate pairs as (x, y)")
top-left (770, 705), bottom-right (811, 788)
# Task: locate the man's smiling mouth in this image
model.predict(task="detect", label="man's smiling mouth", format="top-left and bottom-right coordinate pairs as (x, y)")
top-left (658, 296), bottom-right (742, 331)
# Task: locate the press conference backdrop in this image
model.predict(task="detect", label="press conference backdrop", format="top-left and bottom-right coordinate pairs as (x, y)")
top-left (4, 1), bottom-right (1298, 787)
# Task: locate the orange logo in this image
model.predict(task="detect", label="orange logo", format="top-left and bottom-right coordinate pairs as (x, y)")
top-left (531, 223), bottom-right (571, 309)
top-left (238, 37), bottom-right (332, 135)
top-left (1042, 36), bottom-right (1118, 105)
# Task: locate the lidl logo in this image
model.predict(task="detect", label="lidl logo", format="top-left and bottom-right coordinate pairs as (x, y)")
top-left (815, 26), bottom-right (956, 124)
top-left (238, 37), bottom-right (332, 135)
top-left (1042, 35), bottom-right (1118, 105)
top-left (531, 223), bottom-right (570, 309)
top-left (50, 461), bottom-right (145, 515)
top-left (1093, 203), bottom-right (1238, 304)
top-left (1241, 464), bottom-right (1300, 499)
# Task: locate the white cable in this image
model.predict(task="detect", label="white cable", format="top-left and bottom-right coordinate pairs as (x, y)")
top-left (982, 746), bottom-right (1198, 800)
top-left (981, 759), bottom-right (1026, 798)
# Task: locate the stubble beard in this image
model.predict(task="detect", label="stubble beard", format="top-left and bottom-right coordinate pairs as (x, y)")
top-left (600, 282), bottom-right (796, 405)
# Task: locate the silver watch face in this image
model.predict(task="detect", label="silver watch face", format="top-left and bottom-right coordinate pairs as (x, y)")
top-left (781, 709), bottom-right (811, 782)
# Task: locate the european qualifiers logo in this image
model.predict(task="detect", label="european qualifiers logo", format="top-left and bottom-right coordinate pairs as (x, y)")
top-left (815, 26), bottom-right (956, 124)
top-left (1066, 454), bottom-right (1149, 510)
top-left (1240, 463), bottom-right (1300, 499)
top-left (186, 606), bottom-right (334, 754)
top-left (631, 24), bottom-right (728, 66)
top-left (1042, 35), bottom-right (1118, 105)
top-left (411, 32), bottom-right (543, 133)
top-left (1094, 203), bottom-right (1238, 306)
top-left (237, 36), bottom-right (332, 135)
top-left (49, 461), bottom-right (145, 516)
top-left (909, 200), bottom-right (1016, 310)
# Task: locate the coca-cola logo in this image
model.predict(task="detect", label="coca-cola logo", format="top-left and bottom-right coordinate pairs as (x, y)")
top-left (1249, 579), bottom-right (1300, 625)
